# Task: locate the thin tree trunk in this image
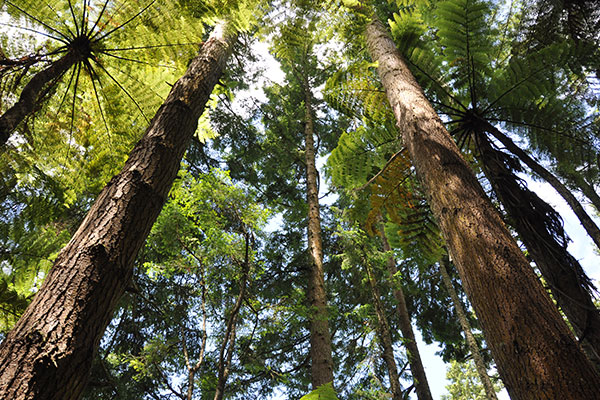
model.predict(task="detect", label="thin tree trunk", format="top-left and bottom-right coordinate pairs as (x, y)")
top-left (363, 14), bottom-right (600, 399)
top-left (481, 119), bottom-right (600, 250)
top-left (476, 133), bottom-right (600, 369)
top-left (379, 229), bottom-right (433, 400)
top-left (569, 173), bottom-right (600, 214)
top-left (0, 50), bottom-right (80, 146)
top-left (213, 234), bottom-right (251, 400)
top-left (303, 74), bottom-right (334, 389)
top-left (182, 258), bottom-right (208, 400)
top-left (439, 258), bottom-right (498, 400)
top-left (365, 260), bottom-right (403, 400)
top-left (0, 21), bottom-right (235, 400)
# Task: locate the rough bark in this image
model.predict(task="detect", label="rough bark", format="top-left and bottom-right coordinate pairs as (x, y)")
top-left (0, 22), bottom-right (235, 400)
top-left (482, 120), bottom-right (600, 250)
top-left (364, 15), bottom-right (600, 399)
top-left (380, 230), bottom-right (433, 400)
top-left (303, 74), bottom-right (335, 389)
top-left (476, 133), bottom-right (600, 369)
top-left (439, 258), bottom-right (498, 400)
top-left (365, 260), bottom-right (404, 400)
top-left (0, 50), bottom-right (81, 146)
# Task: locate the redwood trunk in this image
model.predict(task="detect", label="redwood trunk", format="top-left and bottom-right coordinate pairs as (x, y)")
top-left (365, 15), bottom-right (600, 399)
top-left (476, 133), bottom-right (600, 368)
top-left (0, 22), bottom-right (234, 400)
top-left (482, 120), bottom-right (600, 250)
top-left (303, 75), bottom-right (334, 389)
top-left (365, 260), bottom-right (403, 400)
top-left (439, 258), bottom-right (498, 400)
top-left (0, 51), bottom-right (80, 146)
top-left (380, 230), bottom-right (433, 400)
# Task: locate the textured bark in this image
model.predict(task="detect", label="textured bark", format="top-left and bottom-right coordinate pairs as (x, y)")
top-left (482, 120), bottom-right (600, 250)
top-left (303, 75), bottom-right (334, 389)
top-left (439, 258), bottom-right (498, 400)
top-left (365, 260), bottom-right (403, 400)
top-left (477, 133), bottom-right (600, 369)
top-left (365, 15), bottom-right (600, 399)
top-left (0, 51), bottom-right (80, 146)
top-left (380, 230), bottom-right (433, 400)
top-left (0, 22), bottom-right (235, 400)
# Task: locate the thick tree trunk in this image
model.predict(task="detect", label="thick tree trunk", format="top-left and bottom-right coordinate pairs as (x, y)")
top-left (439, 258), bottom-right (498, 400)
top-left (482, 120), bottom-right (600, 250)
top-left (364, 15), bottom-right (600, 399)
top-left (303, 75), bottom-right (335, 389)
top-left (365, 259), bottom-right (403, 400)
top-left (0, 22), bottom-right (235, 400)
top-left (0, 50), bottom-right (80, 146)
top-left (380, 229), bottom-right (433, 400)
top-left (476, 133), bottom-right (600, 369)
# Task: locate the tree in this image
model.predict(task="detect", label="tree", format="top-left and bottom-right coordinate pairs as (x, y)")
top-left (348, 2), bottom-right (600, 397)
top-left (0, 0), bottom-right (198, 147)
top-left (439, 257), bottom-right (497, 400)
top-left (441, 360), bottom-right (502, 400)
top-left (0, 13), bottom-right (240, 398)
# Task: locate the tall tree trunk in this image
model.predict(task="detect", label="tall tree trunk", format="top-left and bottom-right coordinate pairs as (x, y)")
top-left (566, 172), bottom-right (600, 214)
top-left (214, 234), bottom-right (251, 400)
top-left (0, 50), bottom-right (81, 146)
top-left (363, 14), bottom-right (600, 399)
top-left (439, 258), bottom-right (498, 400)
top-left (365, 258), bottom-right (404, 400)
top-left (476, 132), bottom-right (600, 369)
top-left (303, 74), bottom-right (335, 389)
top-left (182, 259), bottom-right (208, 400)
top-left (380, 228), bottom-right (433, 400)
top-left (481, 119), bottom-right (600, 250)
top-left (0, 21), bottom-right (235, 400)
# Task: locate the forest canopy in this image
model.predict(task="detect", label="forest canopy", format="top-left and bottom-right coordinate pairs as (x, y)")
top-left (0, 0), bottom-right (599, 399)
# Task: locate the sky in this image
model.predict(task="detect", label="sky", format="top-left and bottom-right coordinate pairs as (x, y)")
top-left (246, 27), bottom-right (600, 399)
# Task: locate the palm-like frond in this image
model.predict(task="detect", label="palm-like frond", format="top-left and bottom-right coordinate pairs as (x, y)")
top-left (0, 0), bottom-right (204, 147)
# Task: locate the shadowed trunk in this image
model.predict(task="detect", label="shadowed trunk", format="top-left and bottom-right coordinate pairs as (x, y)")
top-left (439, 258), bottom-right (498, 400)
top-left (0, 50), bottom-right (82, 146)
top-left (481, 119), bottom-right (600, 250)
top-left (0, 21), bottom-right (235, 400)
top-left (303, 73), bottom-right (334, 389)
top-left (365, 258), bottom-right (404, 400)
top-left (380, 229), bottom-right (433, 400)
top-left (364, 14), bottom-right (600, 399)
top-left (475, 132), bottom-right (600, 370)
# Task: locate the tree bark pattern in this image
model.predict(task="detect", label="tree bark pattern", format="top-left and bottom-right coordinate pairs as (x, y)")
top-left (380, 230), bottom-right (433, 400)
top-left (439, 258), bottom-right (498, 400)
top-left (0, 22), bottom-right (235, 400)
top-left (365, 16), bottom-right (600, 399)
top-left (303, 75), bottom-right (335, 389)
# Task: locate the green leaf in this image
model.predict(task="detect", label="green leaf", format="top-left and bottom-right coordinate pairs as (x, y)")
top-left (299, 382), bottom-right (339, 400)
